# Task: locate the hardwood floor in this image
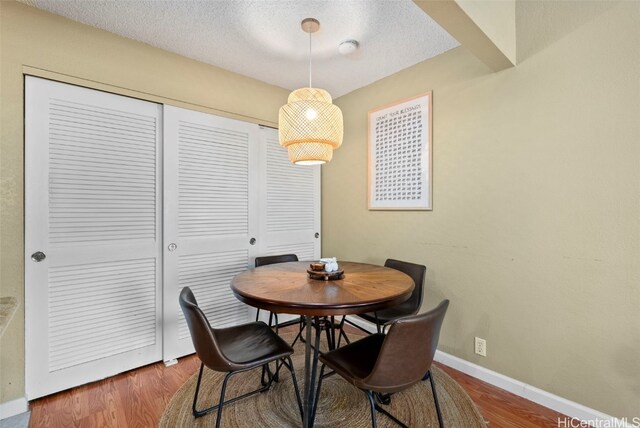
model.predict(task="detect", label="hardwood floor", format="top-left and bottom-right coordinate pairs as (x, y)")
top-left (29, 327), bottom-right (573, 428)
top-left (434, 363), bottom-right (571, 427)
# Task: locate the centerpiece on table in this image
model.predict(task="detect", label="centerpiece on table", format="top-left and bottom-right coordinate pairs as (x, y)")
top-left (307, 257), bottom-right (344, 281)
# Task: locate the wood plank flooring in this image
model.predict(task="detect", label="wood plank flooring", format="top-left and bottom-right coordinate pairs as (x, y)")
top-left (29, 327), bottom-right (573, 427)
top-left (434, 363), bottom-right (573, 427)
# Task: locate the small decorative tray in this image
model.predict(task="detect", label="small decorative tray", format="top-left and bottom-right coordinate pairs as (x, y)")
top-left (307, 269), bottom-right (344, 281)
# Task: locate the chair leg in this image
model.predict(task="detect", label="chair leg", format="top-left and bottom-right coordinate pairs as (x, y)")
top-left (192, 362), bottom-right (275, 419)
top-left (290, 320), bottom-right (304, 347)
top-left (269, 312), bottom-right (281, 382)
top-left (373, 401), bottom-right (408, 428)
top-left (280, 356), bottom-right (304, 419)
top-left (299, 317), bottom-right (307, 344)
top-left (324, 318), bottom-right (333, 351)
top-left (192, 362), bottom-right (206, 416)
top-left (312, 364), bottom-right (326, 422)
top-left (330, 316), bottom-right (337, 349)
top-left (427, 370), bottom-right (445, 428)
top-left (255, 308), bottom-right (261, 322)
top-left (263, 363), bottom-right (276, 388)
top-left (373, 312), bottom-right (382, 334)
top-left (261, 365), bottom-right (267, 386)
top-left (274, 313), bottom-right (279, 334)
top-left (336, 316), bottom-right (350, 347)
top-left (261, 360), bottom-right (276, 386)
top-left (365, 390), bottom-right (378, 428)
top-left (215, 371), bottom-right (232, 428)
top-left (374, 392), bottom-right (392, 405)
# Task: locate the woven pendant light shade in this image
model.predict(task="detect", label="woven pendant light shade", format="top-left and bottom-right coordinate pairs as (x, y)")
top-left (279, 87), bottom-right (343, 165)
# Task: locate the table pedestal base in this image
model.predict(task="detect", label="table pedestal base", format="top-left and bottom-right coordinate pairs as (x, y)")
top-left (302, 315), bottom-right (322, 428)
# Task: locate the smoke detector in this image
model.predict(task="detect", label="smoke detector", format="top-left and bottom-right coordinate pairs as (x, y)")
top-left (338, 39), bottom-right (359, 55)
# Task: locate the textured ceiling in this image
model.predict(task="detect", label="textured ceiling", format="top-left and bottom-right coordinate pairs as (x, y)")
top-left (21, 0), bottom-right (459, 98)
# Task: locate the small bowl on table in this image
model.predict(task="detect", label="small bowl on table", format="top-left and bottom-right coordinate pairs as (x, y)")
top-left (310, 262), bottom-right (326, 272)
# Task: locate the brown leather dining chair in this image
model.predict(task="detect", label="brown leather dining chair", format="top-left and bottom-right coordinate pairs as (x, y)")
top-left (254, 254), bottom-right (299, 332)
top-left (179, 287), bottom-right (302, 428)
top-left (315, 300), bottom-right (449, 428)
top-left (253, 254), bottom-right (300, 383)
top-left (341, 259), bottom-right (426, 344)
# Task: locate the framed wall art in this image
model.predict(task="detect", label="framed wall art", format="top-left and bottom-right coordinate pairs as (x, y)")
top-left (368, 92), bottom-right (432, 210)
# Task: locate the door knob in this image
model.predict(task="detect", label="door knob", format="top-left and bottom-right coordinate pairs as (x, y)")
top-left (315, 233), bottom-right (320, 239)
top-left (249, 238), bottom-right (256, 245)
top-left (31, 251), bottom-right (46, 262)
top-left (168, 243), bottom-right (177, 252)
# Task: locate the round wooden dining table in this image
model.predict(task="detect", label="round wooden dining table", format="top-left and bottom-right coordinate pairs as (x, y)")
top-left (231, 261), bottom-right (414, 428)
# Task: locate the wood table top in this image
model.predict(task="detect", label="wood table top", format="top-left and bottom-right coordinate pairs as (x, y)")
top-left (231, 261), bottom-right (414, 316)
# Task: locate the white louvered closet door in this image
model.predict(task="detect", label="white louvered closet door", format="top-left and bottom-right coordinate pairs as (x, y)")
top-left (163, 105), bottom-right (258, 360)
top-left (24, 77), bottom-right (163, 399)
top-left (257, 127), bottom-right (321, 265)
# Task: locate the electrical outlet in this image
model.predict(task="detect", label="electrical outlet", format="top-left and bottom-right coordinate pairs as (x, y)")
top-left (474, 337), bottom-right (487, 357)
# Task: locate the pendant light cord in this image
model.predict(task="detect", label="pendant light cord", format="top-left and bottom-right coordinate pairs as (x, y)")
top-left (308, 30), bottom-right (312, 88)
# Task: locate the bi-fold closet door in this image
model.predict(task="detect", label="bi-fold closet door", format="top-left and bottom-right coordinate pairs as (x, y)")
top-left (25, 77), bottom-right (321, 398)
top-left (162, 106), bottom-right (321, 359)
top-left (162, 106), bottom-right (261, 359)
top-left (25, 77), bottom-right (164, 399)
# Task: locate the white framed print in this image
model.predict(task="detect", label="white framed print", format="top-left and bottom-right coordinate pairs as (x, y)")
top-left (368, 92), bottom-right (432, 210)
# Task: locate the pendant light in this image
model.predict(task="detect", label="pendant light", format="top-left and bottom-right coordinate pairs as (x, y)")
top-left (278, 18), bottom-right (343, 165)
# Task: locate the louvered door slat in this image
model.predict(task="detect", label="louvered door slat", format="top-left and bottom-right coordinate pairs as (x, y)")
top-left (50, 301), bottom-right (156, 328)
top-left (265, 132), bottom-right (316, 233)
top-left (25, 77), bottom-right (162, 399)
top-left (176, 250), bottom-right (249, 340)
top-left (178, 119), bottom-right (249, 239)
top-left (48, 96), bottom-right (157, 247)
top-left (265, 243), bottom-right (317, 262)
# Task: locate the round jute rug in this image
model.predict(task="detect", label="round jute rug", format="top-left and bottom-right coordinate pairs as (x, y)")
top-left (160, 333), bottom-right (486, 427)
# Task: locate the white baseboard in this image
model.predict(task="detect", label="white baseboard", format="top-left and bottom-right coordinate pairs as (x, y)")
top-left (433, 350), bottom-right (634, 428)
top-left (344, 316), bottom-right (633, 428)
top-left (0, 397), bottom-right (28, 421)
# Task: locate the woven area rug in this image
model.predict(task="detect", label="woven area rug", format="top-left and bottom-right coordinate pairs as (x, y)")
top-left (160, 333), bottom-right (486, 427)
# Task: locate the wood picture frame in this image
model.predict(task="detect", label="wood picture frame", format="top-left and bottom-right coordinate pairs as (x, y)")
top-left (368, 92), bottom-right (432, 210)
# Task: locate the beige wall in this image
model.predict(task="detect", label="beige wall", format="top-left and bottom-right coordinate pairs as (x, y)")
top-left (456, 0), bottom-right (516, 64)
top-left (0, 1), bottom-right (289, 404)
top-left (324, 1), bottom-right (639, 419)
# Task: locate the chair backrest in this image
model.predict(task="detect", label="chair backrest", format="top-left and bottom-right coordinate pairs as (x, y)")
top-left (179, 287), bottom-right (234, 371)
top-left (364, 300), bottom-right (449, 392)
top-left (255, 254), bottom-right (298, 267)
top-left (384, 258), bottom-right (426, 314)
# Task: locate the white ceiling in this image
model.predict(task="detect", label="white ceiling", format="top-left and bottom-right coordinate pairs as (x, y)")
top-left (21, 0), bottom-right (459, 98)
